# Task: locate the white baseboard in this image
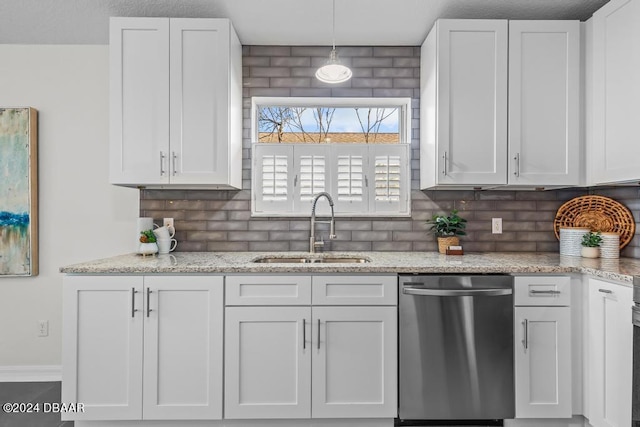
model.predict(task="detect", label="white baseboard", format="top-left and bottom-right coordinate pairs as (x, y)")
top-left (0, 365), bottom-right (62, 382)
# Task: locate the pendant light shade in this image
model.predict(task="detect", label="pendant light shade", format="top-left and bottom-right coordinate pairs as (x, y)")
top-left (316, 0), bottom-right (352, 84)
top-left (315, 48), bottom-right (352, 84)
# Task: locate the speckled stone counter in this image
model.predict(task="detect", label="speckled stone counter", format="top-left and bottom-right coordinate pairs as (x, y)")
top-left (60, 252), bottom-right (640, 283)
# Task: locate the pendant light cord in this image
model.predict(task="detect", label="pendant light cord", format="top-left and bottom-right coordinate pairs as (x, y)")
top-left (332, 0), bottom-right (336, 50)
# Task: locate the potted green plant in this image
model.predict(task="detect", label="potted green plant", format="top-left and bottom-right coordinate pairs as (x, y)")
top-left (581, 231), bottom-right (602, 258)
top-left (139, 229), bottom-right (158, 256)
top-left (426, 209), bottom-right (467, 254)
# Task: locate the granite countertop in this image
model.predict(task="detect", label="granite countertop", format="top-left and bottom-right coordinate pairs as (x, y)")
top-left (60, 251), bottom-right (640, 283)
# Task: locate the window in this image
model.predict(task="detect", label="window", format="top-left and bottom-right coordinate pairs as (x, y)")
top-left (251, 97), bottom-right (411, 217)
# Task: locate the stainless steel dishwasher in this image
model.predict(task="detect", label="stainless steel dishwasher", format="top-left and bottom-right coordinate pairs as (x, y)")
top-left (398, 274), bottom-right (514, 422)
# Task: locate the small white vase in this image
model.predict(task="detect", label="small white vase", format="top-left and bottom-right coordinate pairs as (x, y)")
top-left (138, 242), bottom-right (158, 256)
top-left (581, 246), bottom-right (599, 259)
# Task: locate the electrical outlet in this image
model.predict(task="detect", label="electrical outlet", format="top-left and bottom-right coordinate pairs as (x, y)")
top-left (492, 218), bottom-right (503, 234)
top-left (163, 218), bottom-right (174, 229)
top-left (37, 320), bottom-right (49, 337)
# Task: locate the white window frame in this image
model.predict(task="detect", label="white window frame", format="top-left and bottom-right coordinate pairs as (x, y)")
top-left (251, 97), bottom-right (412, 217)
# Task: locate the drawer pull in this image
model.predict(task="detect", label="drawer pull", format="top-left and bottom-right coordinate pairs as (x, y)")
top-left (529, 290), bottom-right (561, 295)
top-left (598, 288), bottom-right (613, 294)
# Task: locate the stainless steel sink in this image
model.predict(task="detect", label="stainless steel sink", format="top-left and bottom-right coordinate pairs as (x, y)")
top-left (253, 256), bottom-right (370, 264)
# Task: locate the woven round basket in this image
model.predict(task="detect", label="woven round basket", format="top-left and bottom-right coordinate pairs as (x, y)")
top-left (437, 236), bottom-right (459, 254)
top-left (553, 195), bottom-right (635, 249)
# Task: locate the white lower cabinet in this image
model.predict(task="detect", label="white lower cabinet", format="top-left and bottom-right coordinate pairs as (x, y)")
top-left (514, 307), bottom-right (572, 418)
top-left (513, 276), bottom-right (572, 419)
top-left (62, 275), bottom-right (223, 421)
top-left (224, 275), bottom-right (398, 420)
top-left (587, 278), bottom-right (633, 427)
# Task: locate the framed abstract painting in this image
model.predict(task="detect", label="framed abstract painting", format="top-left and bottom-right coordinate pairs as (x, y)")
top-left (0, 107), bottom-right (38, 276)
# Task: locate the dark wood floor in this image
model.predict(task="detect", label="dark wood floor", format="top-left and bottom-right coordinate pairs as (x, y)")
top-left (0, 382), bottom-right (72, 427)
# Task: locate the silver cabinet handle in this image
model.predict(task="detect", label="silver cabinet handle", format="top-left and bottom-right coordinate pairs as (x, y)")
top-left (598, 288), bottom-right (613, 294)
top-left (172, 152), bottom-right (177, 176)
top-left (529, 290), bottom-right (561, 295)
top-left (160, 151), bottom-right (166, 176)
top-left (442, 151), bottom-right (447, 176)
top-left (317, 319), bottom-right (321, 350)
top-left (403, 287), bottom-right (512, 297)
top-left (522, 319), bottom-right (528, 350)
top-left (303, 319), bottom-right (306, 350)
top-left (131, 288), bottom-right (138, 318)
top-left (514, 153), bottom-right (520, 177)
top-left (146, 288), bottom-right (153, 317)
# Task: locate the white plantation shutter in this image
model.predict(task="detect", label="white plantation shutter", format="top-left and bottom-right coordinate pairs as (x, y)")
top-left (253, 144), bottom-right (294, 213)
top-left (369, 145), bottom-right (410, 214)
top-left (298, 155), bottom-right (326, 201)
top-left (331, 145), bottom-right (368, 213)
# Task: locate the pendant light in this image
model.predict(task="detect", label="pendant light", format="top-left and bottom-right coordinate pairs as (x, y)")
top-left (315, 0), bottom-right (352, 84)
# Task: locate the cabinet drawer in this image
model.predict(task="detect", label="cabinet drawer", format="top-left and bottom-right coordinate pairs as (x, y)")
top-left (226, 276), bottom-right (311, 306)
top-left (514, 276), bottom-right (571, 306)
top-left (312, 275), bottom-right (397, 306)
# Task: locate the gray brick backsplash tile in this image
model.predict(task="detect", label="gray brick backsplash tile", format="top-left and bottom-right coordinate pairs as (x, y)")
top-left (373, 88), bottom-right (414, 97)
top-left (248, 221), bottom-right (290, 231)
top-left (208, 241), bottom-right (249, 252)
top-left (374, 68), bottom-right (414, 78)
top-left (352, 57), bottom-right (393, 68)
top-left (393, 78), bottom-right (420, 88)
top-left (352, 78), bottom-right (393, 89)
top-left (269, 231), bottom-right (309, 241)
top-left (228, 231), bottom-right (268, 241)
top-left (373, 221), bottom-right (412, 231)
top-left (136, 44), bottom-right (640, 259)
top-left (249, 241), bottom-right (290, 251)
top-left (187, 231), bottom-right (228, 241)
top-left (251, 67), bottom-right (291, 77)
top-left (330, 88), bottom-right (374, 97)
top-left (393, 57), bottom-right (420, 67)
top-left (330, 241), bottom-right (372, 251)
top-left (352, 231), bottom-right (391, 241)
top-left (291, 88), bottom-right (333, 97)
top-left (271, 57), bottom-right (311, 67)
top-left (496, 242), bottom-right (537, 252)
top-left (270, 77), bottom-right (312, 88)
top-left (373, 46), bottom-right (414, 57)
top-left (249, 46), bottom-right (291, 56)
top-left (207, 221), bottom-right (249, 231)
top-left (140, 200), bottom-right (165, 210)
top-left (373, 241), bottom-right (412, 251)
top-left (244, 77), bottom-right (270, 88)
top-left (175, 220), bottom-right (208, 231)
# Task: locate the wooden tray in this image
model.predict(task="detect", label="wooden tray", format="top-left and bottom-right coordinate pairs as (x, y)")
top-left (553, 195), bottom-right (635, 249)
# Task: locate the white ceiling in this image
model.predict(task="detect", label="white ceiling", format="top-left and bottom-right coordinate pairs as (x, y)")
top-left (0, 0), bottom-right (609, 46)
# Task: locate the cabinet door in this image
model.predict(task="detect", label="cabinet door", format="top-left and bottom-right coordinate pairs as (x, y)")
top-left (312, 306), bottom-right (397, 418)
top-left (62, 276), bottom-right (143, 421)
top-left (508, 21), bottom-right (580, 187)
top-left (109, 17), bottom-right (170, 185)
top-left (142, 276), bottom-right (223, 420)
top-left (169, 19), bottom-right (231, 185)
top-left (435, 19), bottom-right (508, 186)
top-left (514, 307), bottom-right (571, 418)
top-left (588, 279), bottom-right (633, 427)
top-left (225, 307), bottom-right (311, 419)
top-left (590, 0), bottom-right (640, 184)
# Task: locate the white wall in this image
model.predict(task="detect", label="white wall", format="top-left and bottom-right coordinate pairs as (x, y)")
top-left (0, 45), bottom-right (138, 373)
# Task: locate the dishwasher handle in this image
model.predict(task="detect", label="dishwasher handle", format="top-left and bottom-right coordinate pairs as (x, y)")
top-left (402, 287), bottom-right (512, 297)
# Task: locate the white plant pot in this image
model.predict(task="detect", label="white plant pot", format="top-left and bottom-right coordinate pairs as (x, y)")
top-left (138, 242), bottom-right (158, 256)
top-left (581, 246), bottom-right (600, 259)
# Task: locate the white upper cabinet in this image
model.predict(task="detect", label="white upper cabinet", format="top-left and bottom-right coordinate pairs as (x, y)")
top-left (508, 21), bottom-right (581, 187)
top-left (420, 19), bottom-right (581, 189)
top-left (588, 0), bottom-right (640, 184)
top-left (109, 17), bottom-right (242, 189)
top-left (421, 19), bottom-right (508, 188)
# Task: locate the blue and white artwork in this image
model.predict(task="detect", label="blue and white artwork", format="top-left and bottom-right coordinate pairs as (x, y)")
top-left (0, 107), bottom-right (38, 276)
